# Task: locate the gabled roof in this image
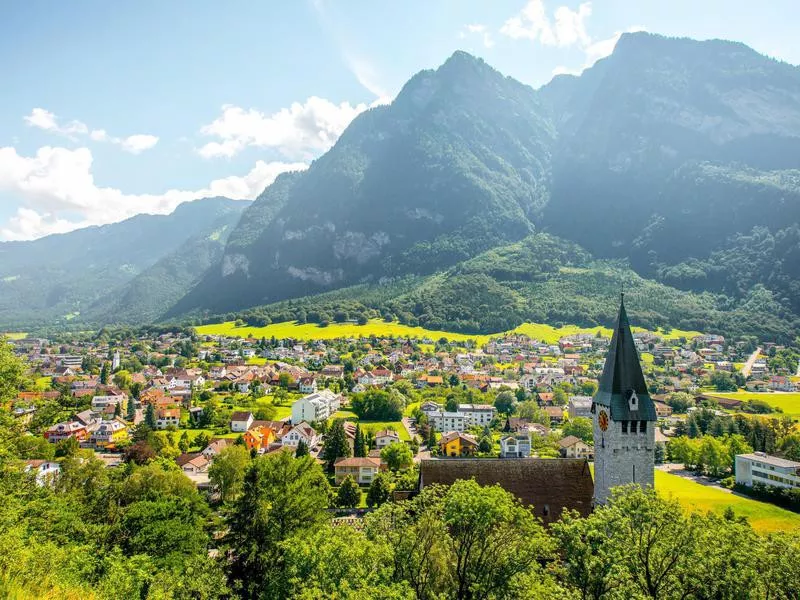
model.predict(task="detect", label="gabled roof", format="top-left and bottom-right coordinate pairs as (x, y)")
top-left (593, 296), bottom-right (657, 422)
top-left (419, 458), bottom-right (593, 523)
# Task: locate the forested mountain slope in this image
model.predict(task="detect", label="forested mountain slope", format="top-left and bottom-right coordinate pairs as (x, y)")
top-left (0, 198), bottom-right (248, 329)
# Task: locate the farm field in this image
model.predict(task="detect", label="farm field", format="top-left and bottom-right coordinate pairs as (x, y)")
top-left (712, 391), bottom-right (800, 417)
top-left (2, 332), bottom-right (28, 340)
top-left (655, 470), bottom-right (800, 532)
top-left (196, 319), bottom-right (702, 345)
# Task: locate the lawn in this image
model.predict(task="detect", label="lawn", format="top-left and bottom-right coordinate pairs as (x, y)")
top-left (712, 392), bottom-right (800, 417)
top-left (655, 470), bottom-right (800, 533)
top-left (358, 421), bottom-right (410, 441)
top-left (196, 319), bottom-right (703, 346)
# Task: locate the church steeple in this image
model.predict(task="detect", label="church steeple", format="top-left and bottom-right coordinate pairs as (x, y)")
top-left (594, 294), bottom-right (656, 422)
top-left (592, 295), bottom-right (657, 505)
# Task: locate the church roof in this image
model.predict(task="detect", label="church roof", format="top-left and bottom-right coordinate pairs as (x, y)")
top-left (419, 458), bottom-right (594, 523)
top-left (593, 296), bottom-right (657, 421)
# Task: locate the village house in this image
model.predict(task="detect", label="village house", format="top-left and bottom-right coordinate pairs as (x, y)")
top-left (499, 432), bottom-right (531, 458)
top-left (243, 426), bottom-right (276, 453)
top-left (24, 460), bottom-right (61, 486)
top-left (201, 438), bottom-right (234, 459)
top-left (334, 456), bottom-right (382, 485)
top-left (544, 406), bottom-right (565, 424)
top-left (44, 421), bottom-right (89, 443)
top-left (439, 431), bottom-right (479, 457)
top-left (155, 408), bottom-right (181, 429)
top-left (374, 429), bottom-right (401, 449)
top-left (281, 422), bottom-right (319, 448)
top-left (230, 411), bottom-right (254, 433)
top-left (298, 377), bottom-right (318, 394)
top-left (90, 419), bottom-right (128, 449)
top-left (567, 396), bottom-right (593, 419)
top-left (558, 435), bottom-right (593, 459)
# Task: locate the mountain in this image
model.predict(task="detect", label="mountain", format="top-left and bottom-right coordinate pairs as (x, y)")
top-left (5, 33), bottom-right (800, 342)
top-left (0, 198), bottom-right (249, 329)
top-left (170, 51), bottom-right (555, 315)
top-left (172, 33), bottom-right (800, 341)
top-left (540, 33), bottom-right (800, 315)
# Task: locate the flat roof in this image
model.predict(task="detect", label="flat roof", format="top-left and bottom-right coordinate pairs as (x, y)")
top-left (737, 453), bottom-right (800, 468)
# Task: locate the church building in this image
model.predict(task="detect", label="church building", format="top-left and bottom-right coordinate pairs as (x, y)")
top-left (592, 295), bottom-right (657, 504)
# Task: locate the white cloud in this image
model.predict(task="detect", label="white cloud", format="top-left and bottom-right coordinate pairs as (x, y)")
top-left (197, 96), bottom-right (380, 160)
top-left (24, 108), bottom-right (159, 154)
top-left (0, 145), bottom-right (306, 240)
top-left (500, 0), bottom-right (592, 47)
top-left (461, 24), bottom-right (495, 48)
top-left (119, 134), bottom-right (159, 154)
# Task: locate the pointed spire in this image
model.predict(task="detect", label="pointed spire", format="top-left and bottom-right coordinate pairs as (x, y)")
top-left (594, 295), bottom-right (656, 420)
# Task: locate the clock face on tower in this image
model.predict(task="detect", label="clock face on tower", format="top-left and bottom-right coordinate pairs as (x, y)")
top-left (598, 409), bottom-right (609, 432)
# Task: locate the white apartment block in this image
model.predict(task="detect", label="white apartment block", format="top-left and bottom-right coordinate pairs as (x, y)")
top-left (736, 452), bottom-right (800, 490)
top-left (291, 389), bottom-right (342, 424)
top-left (457, 404), bottom-right (496, 427)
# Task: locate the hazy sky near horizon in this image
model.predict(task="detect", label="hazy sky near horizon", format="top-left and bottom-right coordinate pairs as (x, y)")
top-left (0, 0), bottom-right (797, 240)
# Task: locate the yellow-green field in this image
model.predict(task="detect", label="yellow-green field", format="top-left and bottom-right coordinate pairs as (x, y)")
top-left (196, 319), bottom-right (702, 345)
top-left (197, 320), bottom-right (493, 344)
top-left (655, 470), bottom-right (800, 532)
top-left (2, 332), bottom-right (27, 340)
top-left (712, 392), bottom-right (800, 417)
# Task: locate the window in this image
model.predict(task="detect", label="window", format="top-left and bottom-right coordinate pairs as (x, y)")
top-left (622, 421), bottom-right (628, 433)
top-left (542, 504), bottom-right (550, 517)
top-left (640, 420), bottom-right (647, 433)
top-left (630, 421), bottom-right (637, 434)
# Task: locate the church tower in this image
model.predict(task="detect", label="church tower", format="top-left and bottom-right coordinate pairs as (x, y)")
top-left (592, 295), bottom-right (657, 504)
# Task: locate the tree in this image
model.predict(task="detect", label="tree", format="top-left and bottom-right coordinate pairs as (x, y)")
top-left (113, 370), bottom-right (132, 390)
top-left (278, 372), bottom-right (294, 389)
top-left (124, 440), bottom-right (157, 465)
top-left (381, 442), bottom-right (413, 471)
top-left (698, 435), bottom-right (727, 477)
top-left (209, 445), bottom-right (250, 502)
top-left (295, 439), bottom-right (309, 457)
top-left (193, 432), bottom-right (210, 450)
top-left (144, 403), bottom-right (157, 429)
top-left (336, 475), bottom-right (361, 508)
top-left (445, 394), bottom-right (459, 413)
top-left (448, 373), bottom-right (460, 387)
top-left (494, 391), bottom-right (516, 415)
top-left (366, 472), bottom-right (391, 507)
top-left (226, 452), bottom-right (330, 599)
top-left (665, 391), bottom-right (694, 413)
top-left (126, 396), bottom-right (137, 422)
top-left (178, 431), bottom-right (190, 453)
top-left (562, 417), bottom-right (593, 443)
top-left (353, 424), bottom-right (366, 457)
top-left (100, 362), bottom-right (109, 384)
top-left (581, 380), bottom-right (599, 396)
top-left (322, 419), bottom-right (351, 471)
top-left (351, 389), bottom-right (403, 420)
top-left (478, 435), bottom-right (493, 454)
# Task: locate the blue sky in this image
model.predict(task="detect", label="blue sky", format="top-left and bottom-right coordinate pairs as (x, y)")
top-left (1, 0), bottom-right (797, 240)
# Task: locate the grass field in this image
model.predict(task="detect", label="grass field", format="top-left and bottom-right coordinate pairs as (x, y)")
top-left (197, 319), bottom-right (702, 345)
top-left (2, 332), bottom-right (27, 340)
top-left (197, 320), bottom-right (493, 344)
top-left (34, 376), bottom-right (52, 391)
top-left (711, 392), bottom-right (800, 417)
top-left (655, 470), bottom-right (800, 532)
top-left (358, 420), bottom-right (410, 441)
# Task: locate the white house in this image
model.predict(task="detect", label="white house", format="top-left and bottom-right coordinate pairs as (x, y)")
top-left (457, 404), bottom-right (496, 427)
top-left (334, 457), bottom-right (381, 485)
top-left (374, 429), bottom-right (401, 449)
top-left (281, 422), bottom-right (319, 448)
top-left (298, 377), bottom-right (318, 394)
top-left (24, 460), bottom-right (61, 486)
top-left (182, 454), bottom-right (210, 475)
top-left (499, 432), bottom-right (531, 458)
top-left (291, 389), bottom-right (341, 424)
top-left (230, 411), bottom-right (254, 433)
top-left (429, 411), bottom-right (467, 432)
top-left (735, 452), bottom-right (800, 490)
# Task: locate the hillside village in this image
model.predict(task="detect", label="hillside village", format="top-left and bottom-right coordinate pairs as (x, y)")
top-left (7, 323), bottom-right (800, 505)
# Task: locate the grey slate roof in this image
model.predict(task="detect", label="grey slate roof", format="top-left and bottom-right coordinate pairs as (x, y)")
top-left (592, 296), bottom-right (657, 421)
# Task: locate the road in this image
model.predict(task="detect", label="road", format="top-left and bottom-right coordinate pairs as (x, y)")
top-left (740, 347), bottom-right (762, 377)
top-left (402, 416), bottom-right (421, 443)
